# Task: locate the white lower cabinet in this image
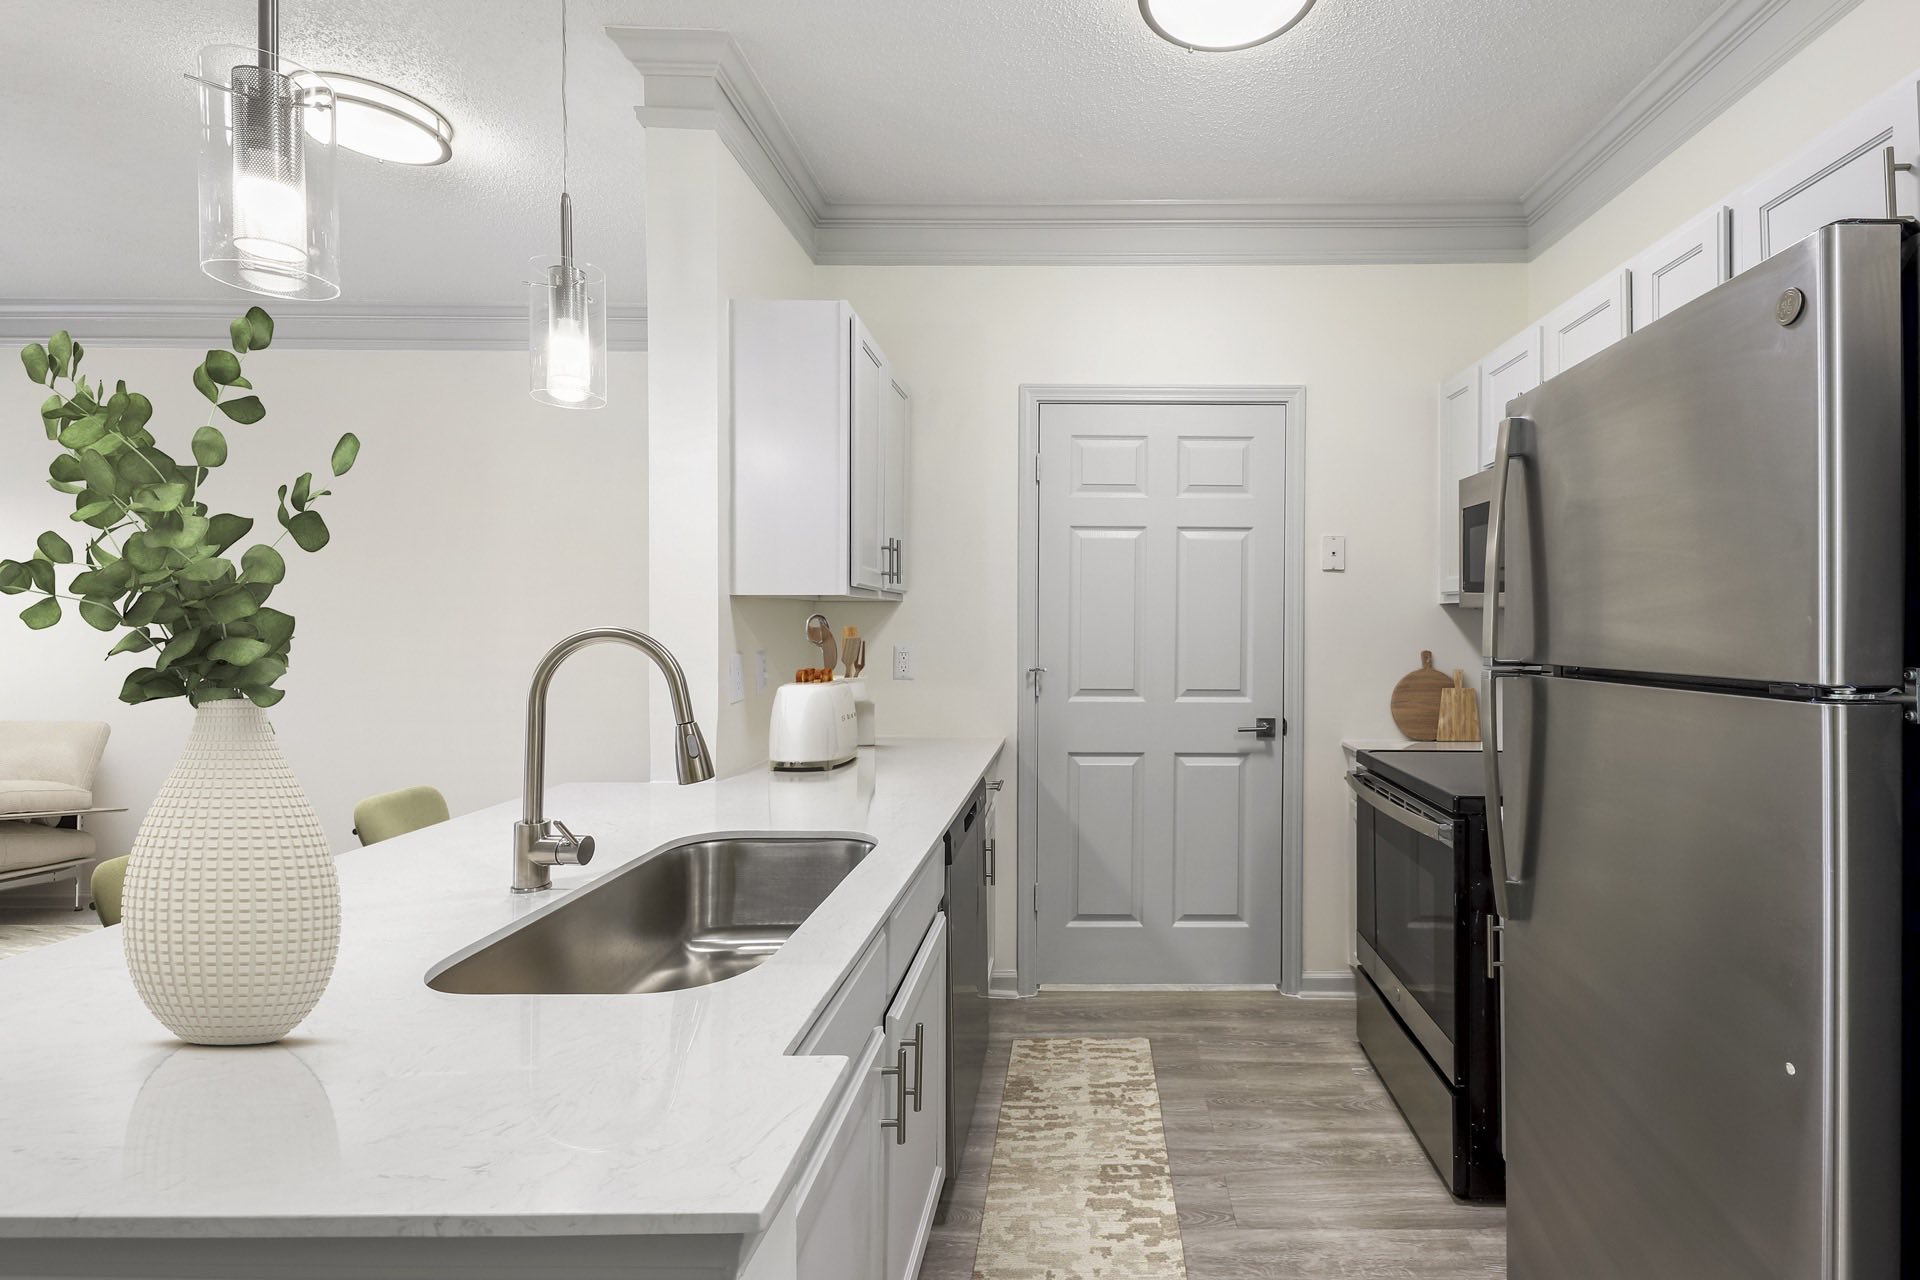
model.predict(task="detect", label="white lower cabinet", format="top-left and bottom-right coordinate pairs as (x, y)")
top-left (795, 1029), bottom-right (888, 1280)
top-left (884, 913), bottom-right (948, 1280)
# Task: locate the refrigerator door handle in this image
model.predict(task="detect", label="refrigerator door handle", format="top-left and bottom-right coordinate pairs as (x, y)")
top-left (1480, 415), bottom-right (1532, 664)
top-left (1482, 669), bottom-right (1518, 920)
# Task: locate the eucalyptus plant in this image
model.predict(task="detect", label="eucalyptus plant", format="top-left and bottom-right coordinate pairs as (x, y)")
top-left (1, 309), bottom-right (359, 708)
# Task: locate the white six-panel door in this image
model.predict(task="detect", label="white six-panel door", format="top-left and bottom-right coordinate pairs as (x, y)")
top-left (1034, 401), bottom-right (1287, 985)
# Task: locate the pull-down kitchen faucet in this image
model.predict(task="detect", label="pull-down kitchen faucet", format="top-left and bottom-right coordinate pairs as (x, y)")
top-left (513, 628), bottom-right (715, 892)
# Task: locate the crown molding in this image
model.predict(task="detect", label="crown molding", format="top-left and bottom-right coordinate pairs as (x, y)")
top-left (1523, 0), bottom-right (1863, 252)
top-left (0, 301), bottom-right (648, 351)
top-left (617, 1), bottom-right (1867, 267)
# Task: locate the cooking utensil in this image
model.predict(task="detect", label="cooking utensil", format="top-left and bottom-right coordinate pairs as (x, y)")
top-left (805, 613), bottom-right (838, 675)
top-left (1389, 650), bottom-right (1453, 741)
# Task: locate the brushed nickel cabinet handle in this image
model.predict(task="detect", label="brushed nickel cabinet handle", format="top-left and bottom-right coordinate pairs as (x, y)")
top-left (880, 1046), bottom-right (908, 1144)
top-left (1886, 145), bottom-right (1915, 220)
top-left (904, 1023), bottom-right (924, 1112)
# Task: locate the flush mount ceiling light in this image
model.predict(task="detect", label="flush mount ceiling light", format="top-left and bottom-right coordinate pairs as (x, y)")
top-left (302, 73), bottom-right (454, 165)
top-left (1139, 0), bottom-right (1318, 52)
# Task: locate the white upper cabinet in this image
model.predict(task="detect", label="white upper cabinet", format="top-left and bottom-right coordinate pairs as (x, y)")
top-left (1436, 364), bottom-right (1481, 603)
top-left (1540, 269), bottom-right (1631, 380)
top-left (732, 301), bottom-right (911, 600)
top-left (1479, 326), bottom-right (1541, 467)
top-left (1733, 75), bottom-right (1920, 274)
top-left (1629, 206), bottom-right (1731, 330)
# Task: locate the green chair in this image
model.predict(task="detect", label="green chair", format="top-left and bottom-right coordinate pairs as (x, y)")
top-left (91, 855), bottom-right (128, 927)
top-left (353, 786), bottom-right (450, 846)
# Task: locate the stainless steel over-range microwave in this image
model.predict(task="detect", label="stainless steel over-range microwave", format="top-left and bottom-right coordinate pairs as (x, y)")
top-left (1456, 468), bottom-right (1502, 609)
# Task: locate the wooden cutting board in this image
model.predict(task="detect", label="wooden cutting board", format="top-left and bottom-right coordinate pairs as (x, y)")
top-left (1437, 669), bottom-right (1482, 743)
top-left (1390, 651), bottom-right (1454, 741)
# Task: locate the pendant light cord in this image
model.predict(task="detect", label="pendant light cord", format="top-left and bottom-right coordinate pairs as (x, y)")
top-left (559, 0), bottom-right (569, 196)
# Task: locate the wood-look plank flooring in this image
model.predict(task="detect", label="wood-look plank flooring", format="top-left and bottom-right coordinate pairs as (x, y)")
top-left (920, 991), bottom-right (1505, 1280)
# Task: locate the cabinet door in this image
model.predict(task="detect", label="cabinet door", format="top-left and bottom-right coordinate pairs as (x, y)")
top-left (796, 1028), bottom-right (888, 1280)
top-left (884, 913), bottom-right (948, 1280)
top-left (1629, 206), bottom-right (1730, 330)
top-left (1540, 269), bottom-right (1630, 380)
top-left (849, 317), bottom-right (891, 594)
top-left (881, 377), bottom-right (911, 595)
top-left (1436, 364), bottom-right (1480, 602)
top-left (1479, 326), bottom-right (1541, 468)
top-left (1734, 76), bottom-right (1920, 274)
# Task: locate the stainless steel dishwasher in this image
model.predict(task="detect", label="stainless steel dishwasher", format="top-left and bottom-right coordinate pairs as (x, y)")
top-left (941, 780), bottom-right (991, 1200)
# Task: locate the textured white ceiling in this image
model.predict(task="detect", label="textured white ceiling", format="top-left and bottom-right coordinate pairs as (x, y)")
top-left (0, 0), bottom-right (1724, 308)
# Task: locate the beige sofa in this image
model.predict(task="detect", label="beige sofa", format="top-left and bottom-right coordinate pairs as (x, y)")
top-left (0, 722), bottom-right (112, 909)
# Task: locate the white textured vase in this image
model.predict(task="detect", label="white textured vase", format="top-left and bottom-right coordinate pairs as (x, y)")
top-left (123, 700), bottom-right (340, 1046)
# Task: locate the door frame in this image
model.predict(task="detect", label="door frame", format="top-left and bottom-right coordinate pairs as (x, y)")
top-left (1014, 384), bottom-right (1308, 996)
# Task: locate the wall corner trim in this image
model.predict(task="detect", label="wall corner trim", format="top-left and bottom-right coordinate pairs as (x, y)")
top-left (1296, 969), bottom-right (1358, 1000)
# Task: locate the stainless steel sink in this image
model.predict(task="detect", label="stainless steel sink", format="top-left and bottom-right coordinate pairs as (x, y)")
top-left (428, 836), bottom-right (874, 995)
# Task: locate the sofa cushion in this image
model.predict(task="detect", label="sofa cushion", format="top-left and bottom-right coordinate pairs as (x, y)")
top-left (0, 780), bottom-right (92, 816)
top-left (0, 823), bottom-right (95, 873)
top-left (0, 722), bottom-right (110, 794)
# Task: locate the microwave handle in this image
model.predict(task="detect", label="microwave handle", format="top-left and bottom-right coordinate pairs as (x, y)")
top-left (1482, 415), bottom-right (1532, 922)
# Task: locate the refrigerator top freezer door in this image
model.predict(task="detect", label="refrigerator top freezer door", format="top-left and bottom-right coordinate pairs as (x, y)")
top-left (1490, 220), bottom-right (1907, 689)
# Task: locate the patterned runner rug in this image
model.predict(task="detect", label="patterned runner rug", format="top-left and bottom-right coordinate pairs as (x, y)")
top-left (972, 1037), bottom-right (1187, 1279)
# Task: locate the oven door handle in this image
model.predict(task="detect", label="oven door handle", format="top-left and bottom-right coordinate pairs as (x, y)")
top-left (1346, 773), bottom-right (1454, 846)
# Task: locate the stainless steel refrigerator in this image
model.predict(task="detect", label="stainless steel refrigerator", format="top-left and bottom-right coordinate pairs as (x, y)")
top-left (1482, 219), bottom-right (1911, 1278)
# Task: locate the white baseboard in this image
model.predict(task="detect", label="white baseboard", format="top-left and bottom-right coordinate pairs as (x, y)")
top-left (988, 968), bottom-right (1022, 999)
top-left (1295, 969), bottom-right (1358, 1000)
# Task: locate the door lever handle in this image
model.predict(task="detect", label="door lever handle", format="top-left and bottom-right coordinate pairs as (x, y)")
top-left (1237, 717), bottom-right (1277, 740)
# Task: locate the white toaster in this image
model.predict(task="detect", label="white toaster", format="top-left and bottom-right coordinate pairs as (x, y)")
top-left (768, 682), bottom-right (859, 771)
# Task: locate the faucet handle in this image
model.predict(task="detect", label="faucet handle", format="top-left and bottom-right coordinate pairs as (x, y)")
top-left (544, 820), bottom-right (595, 866)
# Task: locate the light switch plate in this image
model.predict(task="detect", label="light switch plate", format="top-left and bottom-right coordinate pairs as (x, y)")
top-left (893, 644), bottom-right (913, 680)
top-left (1320, 535), bottom-right (1347, 572)
top-left (754, 650), bottom-right (769, 692)
top-left (726, 652), bottom-right (745, 704)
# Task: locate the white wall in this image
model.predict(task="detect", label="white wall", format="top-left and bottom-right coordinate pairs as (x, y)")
top-left (643, 128), bottom-right (831, 779)
top-left (1529, 0), bottom-right (1920, 314)
top-left (816, 263), bottom-right (1518, 981)
top-left (0, 346), bottom-right (651, 879)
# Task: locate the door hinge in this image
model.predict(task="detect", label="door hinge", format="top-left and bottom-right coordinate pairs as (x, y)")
top-left (1034, 452), bottom-right (1041, 483)
top-left (1486, 916), bottom-right (1503, 980)
top-left (1032, 883), bottom-right (1039, 916)
top-left (1027, 666), bottom-right (1047, 701)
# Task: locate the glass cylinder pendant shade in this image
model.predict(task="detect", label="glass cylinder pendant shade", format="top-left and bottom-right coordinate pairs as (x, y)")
top-left (197, 44), bottom-right (339, 300)
top-left (527, 255), bottom-right (607, 409)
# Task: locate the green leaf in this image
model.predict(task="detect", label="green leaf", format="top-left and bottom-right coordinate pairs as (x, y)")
top-left (245, 685), bottom-right (286, 708)
top-left (251, 607), bottom-right (295, 650)
top-left (69, 562), bottom-right (131, 598)
top-left (107, 631), bottom-right (153, 656)
top-left (244, 307), bottom-right (274, 350)
top-left (131, 482), bottom-right (189, 513)
top-left (20, 343), bottom-right (48, 383)
top-left (207, 637), bottom-right (270, 666)
top-left (0, 561), bottom-right (29, 595)
top-left (35, 531), bottom-right (72, 564)
top-left (70, 500), bottom-right (118, 523)
top-left (123, 592), bottom-right (167, 627)
top-left (285, 509), bottom-right (329, 552)
top-left (191, 426), bottom-right (228, 467)
top-left (330, 432), bottom-right (360, 477)
top-left (77, 599), bottom-right (118, 631)
top-left (69, 341), bottom-right (83, 377)
top-left (205, 587), bottom-right (259, 624)
top-left (239, 544), bottom-right (286, 585)
top-left (203, 350), bottom-right (241, 385)
top-left (76, 451), bottom-right (117, 495)
top-left (122, 392), bottom-right (152, 432)
top-left (206, 513), bottom-right (254, 554)
top-left (235, 654), bottom-right (288, 688)
top-left (218, 395), bottom-right (265, 424)
top-left (290, 472), bottom-right (313, 511)
top-left (151, 512), bottom-right (210, 551)
top-left (155, 630), bottom-right (201, 670)
top-left (193, 362), bottom-right (218, 403)
top-left (20, 597), bottom-right (60, 629)
top-left (47, 478), bottom-right (85, 497)
top-left (24, 559), bottom-right (53, 592)
top-left (48, 331), bottom-right (71, 379)
top-left (229, 317), bottom-right (252, 353)
top-left (124, 535), bottom-right (166, 572)
top-left (49, 454), bottom-right (83, 484)
top-left (58, 415), bottom-right (106, 449)
top-left (176, 556), bottom-right (233, 583)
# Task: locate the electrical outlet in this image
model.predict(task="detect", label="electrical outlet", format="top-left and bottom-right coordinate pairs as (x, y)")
top-left (726, 652), bottom-right (745, 705)
top-left (1320, 534), bottom-right (1347, 572)
top-left (754, 650), bottom-right (769, 692)
top-left (893, 644), bottom-right (914, 681)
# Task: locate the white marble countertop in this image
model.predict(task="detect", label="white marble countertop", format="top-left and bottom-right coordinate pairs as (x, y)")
top-left (0, 738), bottom-right (1003, 1240)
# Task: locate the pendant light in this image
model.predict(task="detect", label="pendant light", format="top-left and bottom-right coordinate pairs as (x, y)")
top-left (195, 0), bottom-right (339, 299)
top-left (302, 73), bottom-right (455, 166)
top-left (529, 0), bottom-right (606, 409)
top-left (1139, 0), bottom-right (1318, 52)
